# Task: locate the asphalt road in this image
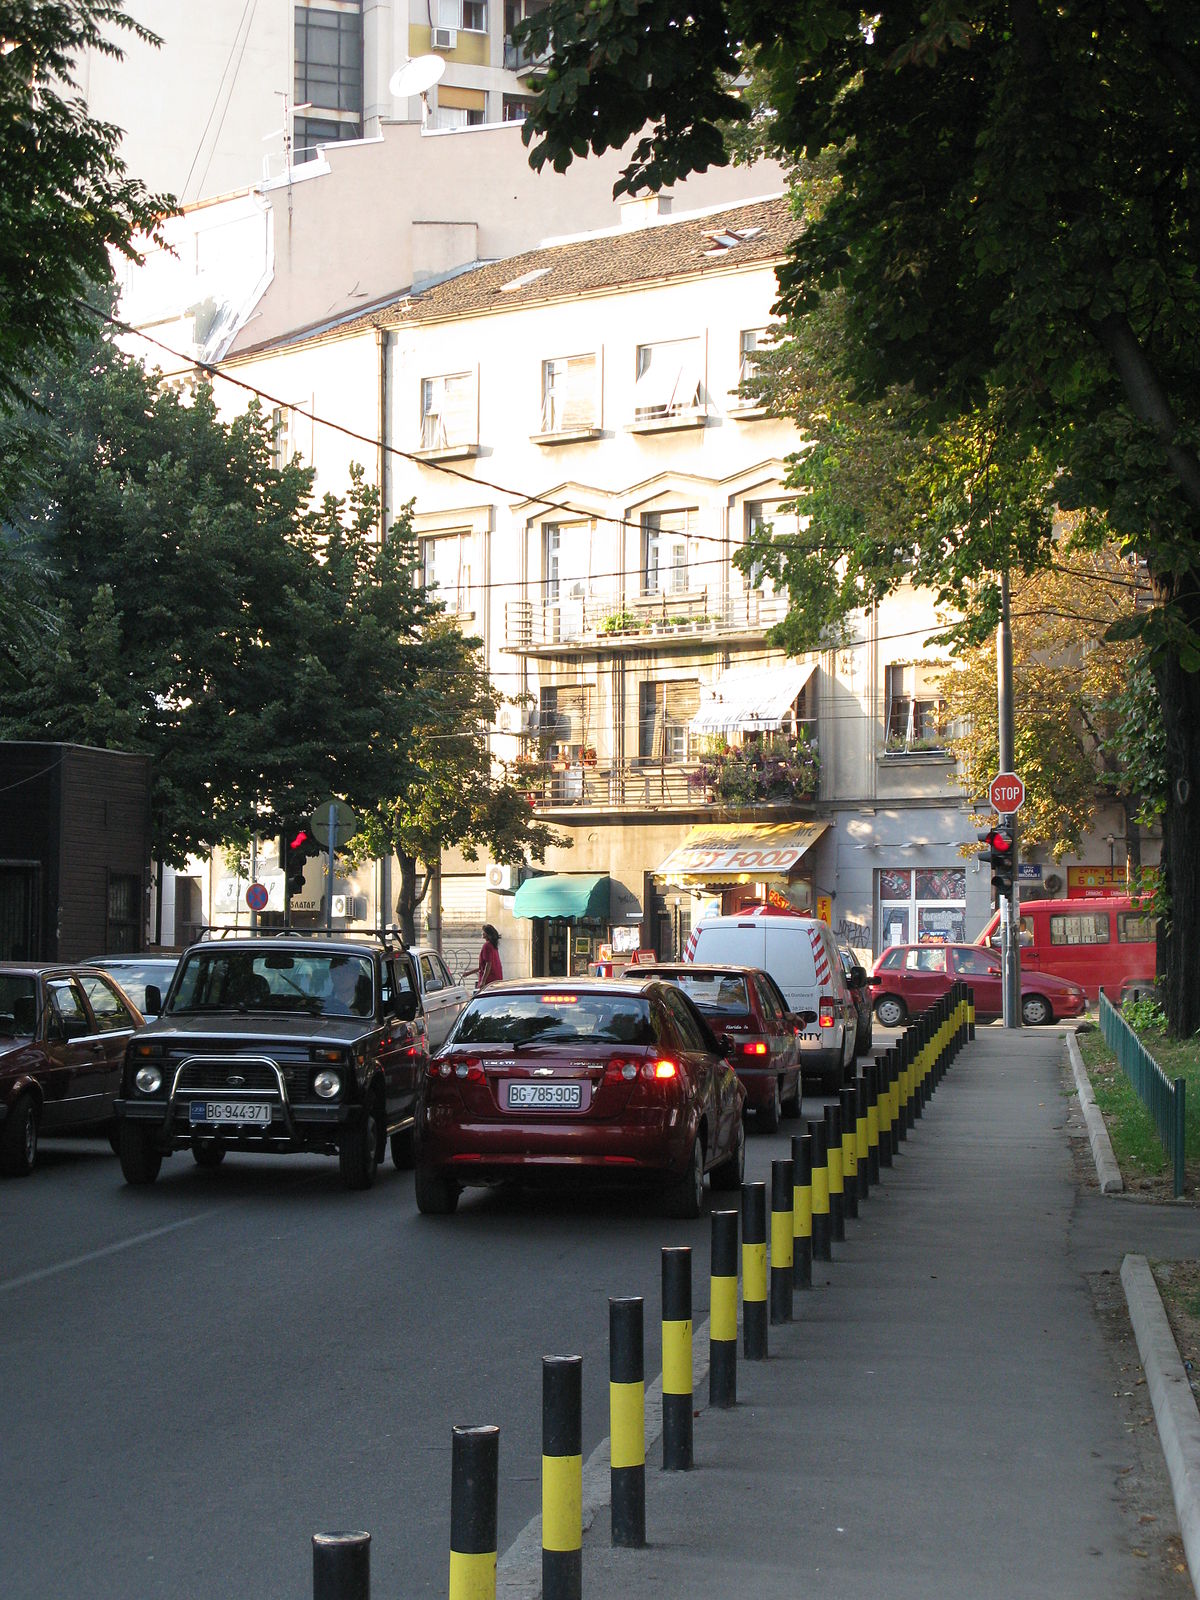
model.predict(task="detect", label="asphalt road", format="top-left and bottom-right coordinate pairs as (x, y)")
top-left (0, 1093), bottom-right (841, 1600)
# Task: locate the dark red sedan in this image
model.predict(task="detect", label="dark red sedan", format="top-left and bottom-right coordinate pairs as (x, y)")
top-left (414, 978), bottom-right (746, 1217)
top-left (1, 963), bottom-right (144, 1176)
top-left (630, 963), bottom-right (803, 1130)
top-left (869, 943), bottom-right (1089, 1027)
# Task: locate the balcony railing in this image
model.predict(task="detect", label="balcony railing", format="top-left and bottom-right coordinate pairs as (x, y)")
top-left (505, 589), bottom-right (791, 652)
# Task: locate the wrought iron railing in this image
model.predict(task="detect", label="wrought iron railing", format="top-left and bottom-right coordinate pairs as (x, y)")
top-left (504, 590), bottom-right (790, 651)
top-left (1098, 990), bottom-right (1186, 1197)
top-left (508, 745), bottom-right (818, 812)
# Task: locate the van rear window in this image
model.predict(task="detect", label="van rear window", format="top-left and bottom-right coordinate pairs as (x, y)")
top-left (1117, 913), bottom-right (1157, 944)
top-left (1049, 914), bottom-right (1110, 946)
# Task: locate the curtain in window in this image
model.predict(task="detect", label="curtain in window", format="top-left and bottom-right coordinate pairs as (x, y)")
top-left (543, 354), bottom-right (596, 431)
top-left (422, 373), bottom-right (474, 448)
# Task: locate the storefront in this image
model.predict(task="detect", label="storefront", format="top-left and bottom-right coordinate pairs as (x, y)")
top-left (655, 821), bottom-right (829, 919)
top-left (877, 866), bottom-right (967, 947)
top-left (512, 872), bottom-right (643, 977)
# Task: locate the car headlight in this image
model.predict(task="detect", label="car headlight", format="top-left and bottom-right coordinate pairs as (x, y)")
top-left (313, 1069), bottom-right (342, 1099)
top-left (135, 1064), bottom-right (163, 1094)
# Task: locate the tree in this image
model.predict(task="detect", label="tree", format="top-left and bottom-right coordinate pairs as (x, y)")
top-left (518, 2), bottom-right (1200, 1032)
top-left (354, 617), bottom-right (569, 944)
top-left (0, 2), bottom-right (171, 412)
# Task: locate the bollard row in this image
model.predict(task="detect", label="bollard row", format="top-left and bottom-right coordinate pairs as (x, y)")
top-left (309, 981), bottom-right (974, 1600)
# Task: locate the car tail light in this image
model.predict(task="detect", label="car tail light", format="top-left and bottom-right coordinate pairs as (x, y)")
top-left (451, 1055), bottom-right (484, 1083)
top-left (603, 1056), bottom-right (639, 1083)
top-left (646, 1058), bottom-right (678, 1081)
top-left (738, 1038), bottom-right (769, 1058)
top-left (819, 1001), bottom-right (835, 1028)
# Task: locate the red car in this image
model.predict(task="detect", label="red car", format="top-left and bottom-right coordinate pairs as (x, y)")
top-left (869, 943), bottom-right (1089, 1027)
top-left (1, 963), bottom-right (144, 1176)
top-left (414, 978), bottom-right (746, 1217)
top-left (631, 963), bottom-right (804, 1130)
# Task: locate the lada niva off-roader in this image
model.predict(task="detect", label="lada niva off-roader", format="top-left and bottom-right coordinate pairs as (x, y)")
top-left (114, 932), bottom-right (428, 1190)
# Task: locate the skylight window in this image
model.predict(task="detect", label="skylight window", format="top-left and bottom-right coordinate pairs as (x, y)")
top-left (701, 226), bottom-right (763, 256)
top-left (500, 267), bottom-right (552, 293)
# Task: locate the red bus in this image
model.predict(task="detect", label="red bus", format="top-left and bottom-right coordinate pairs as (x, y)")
top-left (974, 895), bottom-right (1157, 1006)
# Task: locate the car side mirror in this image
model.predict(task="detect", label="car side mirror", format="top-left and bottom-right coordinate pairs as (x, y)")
top-left (144, 984), bottom-right (162, 1015)
top-left (848, 965), bottom-right (867, 988)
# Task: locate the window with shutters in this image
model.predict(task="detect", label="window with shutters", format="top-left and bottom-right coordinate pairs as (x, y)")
top-left (638, 680), bottom-right (700, 764)
top-left (538, 684), bottom-right (593, 758)
top-left (539, 352), bottom-right (598, 436)
top-left (419, 372), bottom-right (476, 453)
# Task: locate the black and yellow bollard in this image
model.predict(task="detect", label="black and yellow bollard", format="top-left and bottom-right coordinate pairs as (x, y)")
top-left (877, 1050), bottom-right (894, 1167)
top-left (710, 1211), bottom-right (738, 1409)
top-left (855, 1072), bottom-right (870, 1200)
top-left (895, 1033), bottom-right (910, 1143)
top-left (791, 1131), bottom-right (813, 1289)
top-left (449, 1424), bottom-right (499, 1600)
top-left (824, 1102), bottom-right (845, 1242)
top-left (809, 1119), bottom-right (831, 1261)
top-left (542, 1356), bottom-right (582, 1600)
top-left (609, 1297), bottom-right (645, 1547)
top-left (866, 1058), bottom-right (881, 1186)
top-left (741, 1181), bottom-right (768, 1358)
top-left (313, 1531), bottom-right (370, 1600)
top-left (661, 1247), bottom-right (693, 1470)
top-left (839, 1087), bottom-right (859, 1219)
top-left (769, 1158), bottom-right (794, 1324)
top-left (968, 981), bottom-right (976, 1040)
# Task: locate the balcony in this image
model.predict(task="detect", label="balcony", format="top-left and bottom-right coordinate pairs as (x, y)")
top-left (508, 731), bottom-right (819, 814)
top-left (504, 589), bottom-right (791, 654)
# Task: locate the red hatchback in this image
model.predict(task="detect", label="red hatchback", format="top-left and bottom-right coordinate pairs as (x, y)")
top-left (414, 979), bottom-right (746, 1217)
top-left (869, 943), bottom-right (1089, 1027)
top-left (633, 964), bottom-right (804, 1130)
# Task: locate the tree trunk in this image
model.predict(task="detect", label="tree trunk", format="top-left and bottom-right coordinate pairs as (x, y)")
top-left (1121, 801), bottom-right (1143, 874)
top-left (394, 851), bottom-right (431, 947)
top-left (1151, 644), bottom-right (1200, 1035)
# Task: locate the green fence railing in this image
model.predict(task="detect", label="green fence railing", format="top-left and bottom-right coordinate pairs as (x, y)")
top-left (1098, 990), bottom-right (1186, 1197)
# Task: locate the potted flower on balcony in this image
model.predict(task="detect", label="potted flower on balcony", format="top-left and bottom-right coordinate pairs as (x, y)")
top-left (579, 746), bottom-right (597, 767)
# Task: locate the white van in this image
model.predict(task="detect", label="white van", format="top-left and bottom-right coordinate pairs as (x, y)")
top-left (685, 914), bottom-right (858, 1091)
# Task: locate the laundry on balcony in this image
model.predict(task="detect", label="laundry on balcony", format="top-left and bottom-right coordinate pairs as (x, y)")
top-left (689, 661), bottom-right (816, 737)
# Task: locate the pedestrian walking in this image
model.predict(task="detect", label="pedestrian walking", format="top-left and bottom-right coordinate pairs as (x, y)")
top-left (476, 923), bottom-right (503, 991)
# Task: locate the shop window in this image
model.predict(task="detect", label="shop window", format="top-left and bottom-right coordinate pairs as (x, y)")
top-left (877, 865), bottom-right (965, 950)
top-left (884, 663), bottom-right (947, 751)
top-left (639, 680), bottom-right (699, 764)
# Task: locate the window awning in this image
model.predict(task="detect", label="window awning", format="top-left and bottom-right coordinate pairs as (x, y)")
top-left (656, 821), bottom-right (829, 884)
top-left (689, 661), bottom-right (816, 737)
top-left (512, 872), bottom-right (641, 922)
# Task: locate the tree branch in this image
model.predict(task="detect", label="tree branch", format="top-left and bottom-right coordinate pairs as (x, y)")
top-left (1093, 313), bottom-right (1200, 516)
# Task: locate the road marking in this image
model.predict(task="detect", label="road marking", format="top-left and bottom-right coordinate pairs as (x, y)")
top-left (0, 1210), bottom-right (222, 1294)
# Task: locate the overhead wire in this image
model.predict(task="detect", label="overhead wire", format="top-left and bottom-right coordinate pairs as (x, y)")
top-left (178, 0), bottom-right (258, 204)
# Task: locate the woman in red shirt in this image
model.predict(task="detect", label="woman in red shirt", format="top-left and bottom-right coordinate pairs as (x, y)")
top-left (476, 923), bottom-right (503, 990)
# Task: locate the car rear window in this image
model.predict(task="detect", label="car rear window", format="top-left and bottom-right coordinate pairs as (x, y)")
top-left (453, 992), bottom-right (657, 1047)
top-left (667, 973), bottom-right (751, 1011)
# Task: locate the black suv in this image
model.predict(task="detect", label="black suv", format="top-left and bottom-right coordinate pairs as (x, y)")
top-left (114, 932), bottom-right (428, 1190)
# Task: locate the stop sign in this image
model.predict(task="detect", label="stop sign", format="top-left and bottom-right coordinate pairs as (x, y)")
top-left (989, 772), bottom-right (1025, 814)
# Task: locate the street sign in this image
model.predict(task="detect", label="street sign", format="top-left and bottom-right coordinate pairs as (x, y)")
top-left (989, 772), bottom-right (1025, 814)
top-left (245, 881), bottom-right (269, 912)
top-left (310, 799), bottom-right (357, 849)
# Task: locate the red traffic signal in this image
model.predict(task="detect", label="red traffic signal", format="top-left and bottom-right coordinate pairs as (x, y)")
top-left (978, 821), bottom-right (1016, 897)
top-left (978, 826), bottom-right (1014, 857)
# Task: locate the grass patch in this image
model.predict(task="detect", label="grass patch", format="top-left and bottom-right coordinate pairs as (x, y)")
top-left (1078, 1020), bottom-right (1200, 1197)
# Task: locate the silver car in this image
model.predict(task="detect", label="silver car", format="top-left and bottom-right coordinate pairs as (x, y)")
top-left (409, 944), bottom-right (470, 1050)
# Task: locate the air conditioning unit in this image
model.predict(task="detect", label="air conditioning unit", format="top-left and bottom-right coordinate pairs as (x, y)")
top-left (486, 864), bottom-right (517, 892)
top-left (432, 26), bottom-right (457, 49)
top-left (332, 894), bottom-right (367, 920)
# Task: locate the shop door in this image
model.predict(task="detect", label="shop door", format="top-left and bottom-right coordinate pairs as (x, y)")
top-left (547, 919), bottom-right (570, 977)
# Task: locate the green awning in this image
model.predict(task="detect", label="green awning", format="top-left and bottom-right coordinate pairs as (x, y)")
top-left (512, 872), bottom-right (614, 921)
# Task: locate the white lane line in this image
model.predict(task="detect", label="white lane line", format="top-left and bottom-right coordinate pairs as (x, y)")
top-left (0, 1210), bottom-right (222, 1293)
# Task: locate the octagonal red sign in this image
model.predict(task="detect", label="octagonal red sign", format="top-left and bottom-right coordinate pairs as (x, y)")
top-left (989, 772), bottom-right (1025, 814)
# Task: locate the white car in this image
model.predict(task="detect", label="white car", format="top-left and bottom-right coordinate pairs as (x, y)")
top-left (409, 944), bottom-right (471, 1050)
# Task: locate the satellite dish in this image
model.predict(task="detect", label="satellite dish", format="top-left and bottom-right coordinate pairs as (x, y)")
top-left (389, 53), bottom-right (446, 99)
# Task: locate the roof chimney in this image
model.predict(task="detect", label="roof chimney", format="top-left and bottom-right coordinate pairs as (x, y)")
top-left (620, 193), bottom-right (673, 229)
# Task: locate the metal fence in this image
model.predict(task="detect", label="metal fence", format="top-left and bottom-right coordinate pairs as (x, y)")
top-left (1098, 990), bottom-right (1187, 1197)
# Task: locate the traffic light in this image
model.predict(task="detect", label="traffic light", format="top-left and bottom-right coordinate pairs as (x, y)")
top-left (979, 820), bottom-right (1016, 899)
top-left (280, 824), bottom-right (319, 898)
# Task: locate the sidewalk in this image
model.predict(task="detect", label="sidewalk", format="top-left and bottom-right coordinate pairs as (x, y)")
top-left (499, 1026), bottom-right (1197, 1600)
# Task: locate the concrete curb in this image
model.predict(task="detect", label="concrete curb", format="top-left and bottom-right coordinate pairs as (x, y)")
top-left (496, 1320), bottom-right (713, 1600)
top-left (1121, 1253), bottom-right (1200, 1598)
top-left (1066, 1029), bottom-right (1124, 1193)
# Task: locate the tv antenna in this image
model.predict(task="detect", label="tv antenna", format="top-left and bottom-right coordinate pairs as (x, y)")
top-left (389, 53), bottom-right (446, 126)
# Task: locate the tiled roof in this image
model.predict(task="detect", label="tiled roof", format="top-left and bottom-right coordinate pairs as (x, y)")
top-left (398, 194), bottom-right (797, 324)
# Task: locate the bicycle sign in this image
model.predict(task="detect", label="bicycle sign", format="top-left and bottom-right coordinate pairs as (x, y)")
top-left (989, 772), bottom-right (1025, 814)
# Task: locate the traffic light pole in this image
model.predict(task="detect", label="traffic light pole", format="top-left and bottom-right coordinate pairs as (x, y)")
top-left (997, 572), bottom-right (1021, 1028)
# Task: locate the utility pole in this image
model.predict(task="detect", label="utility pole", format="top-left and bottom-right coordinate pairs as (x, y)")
top-left (997, 571), bottom-right (1021, 1027)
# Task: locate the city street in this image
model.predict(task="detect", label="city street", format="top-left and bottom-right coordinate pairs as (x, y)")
top-left (0, 1101), bottom-right (835, 1600)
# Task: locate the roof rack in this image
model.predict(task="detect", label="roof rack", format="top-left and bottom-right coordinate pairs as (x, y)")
top-left (194, 926), bottom-right (408, 951)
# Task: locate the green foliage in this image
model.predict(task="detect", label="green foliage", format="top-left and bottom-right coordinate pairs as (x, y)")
top-left (1121, 995), bottom-right (1167, 1035)
top-left (0, 2), bottom-right (174, 412)
top-left (689, 733), bottom-right (819, 806)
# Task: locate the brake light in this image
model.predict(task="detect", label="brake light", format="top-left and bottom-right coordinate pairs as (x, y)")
top-left (451, 1055), bottom-right (484, 1083)
top-left (603, 1057), bottom-right (639, 1083)
top-left (739, 1039), bottom-right (769, 1057)
top-left (648, 1058), bottom-right (678, 1080)
top-left (819, 1002), bottom-right (835, 1028)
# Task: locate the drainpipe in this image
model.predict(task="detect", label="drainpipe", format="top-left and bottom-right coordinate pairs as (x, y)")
top-left (377, 325), bottom-right (393, 929)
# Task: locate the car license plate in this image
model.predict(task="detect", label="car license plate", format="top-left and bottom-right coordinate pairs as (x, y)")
top-left (189, 1100), bottom-right (272, 1126)
top-left (504, 1081), bottom-right (584, 1111)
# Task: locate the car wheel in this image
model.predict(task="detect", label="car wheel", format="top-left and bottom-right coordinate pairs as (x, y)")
top-left (414, 1162), bottom-right (460, 1215)
top-left (875, 994), bottom-right (907, 1028)
top-left (0, 1093), bottom-right (38, 1177)
top-left (1021, 994), bottom-right (1053, 1027)
top-left (758, 1077), bottom-right (782, 1133)
top-left (339, 1101), bottom-right (379, 1191)
top-left (191, 1139), bottom-right (226, 1169)
top-left (118, 1120), bottom-right (162, 1186)
top-left (709, 1117), bottom-right (745, 1191)
top-left (663, 1136), bottom-right (704, 1219)
top-left (390, 1125), bottom-right (416, 1170)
